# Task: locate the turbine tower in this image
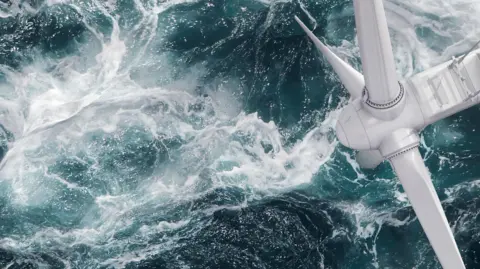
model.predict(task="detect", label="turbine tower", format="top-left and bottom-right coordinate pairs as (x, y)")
top-left (296, 1), bottom-right (480, 268)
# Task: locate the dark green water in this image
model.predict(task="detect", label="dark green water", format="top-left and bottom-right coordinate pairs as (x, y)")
top-left (0, 0), bottom-right (480, 268)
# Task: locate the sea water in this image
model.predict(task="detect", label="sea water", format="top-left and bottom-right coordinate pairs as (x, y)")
top-left (0, 0), bottom-right (480, 268)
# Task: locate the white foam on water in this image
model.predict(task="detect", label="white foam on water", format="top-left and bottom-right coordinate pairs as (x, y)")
top-left (0, 0), bottom-right (343, 266)
top-left (0, 0), bottom-right (479, 267)
top-left (385, 0), bottom-right (480, 72)
top-left (338, 201), bottom-right (416, 268)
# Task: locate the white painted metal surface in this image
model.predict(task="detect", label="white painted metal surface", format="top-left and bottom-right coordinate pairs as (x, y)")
top-left (408, 51), bottom-right (480, 125)
top-left (353, 0), bottom-right (401, 111)
top-left (389, 146), bottom-right (465, 269)
top-left (294, 0), bottom-right (480, 267)
top-left (355, 150), bottom-right (383, 169)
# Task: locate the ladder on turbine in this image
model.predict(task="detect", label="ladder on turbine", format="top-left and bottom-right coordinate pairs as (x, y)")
top-left (448, 40), bottom-right (480, 101)
top-left (425, 40), bottom-right (480, 109)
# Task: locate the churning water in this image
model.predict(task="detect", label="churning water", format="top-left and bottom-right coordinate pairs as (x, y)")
top-left (0, 0), bottom-right (480, 268)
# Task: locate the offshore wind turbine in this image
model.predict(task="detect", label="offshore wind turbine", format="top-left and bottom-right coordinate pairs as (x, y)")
top-left (296, 1), bottom-right (480, 268)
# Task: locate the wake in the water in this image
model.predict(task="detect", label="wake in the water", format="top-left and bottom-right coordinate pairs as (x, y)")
top-left (0, 0), bottom-right (479, 268)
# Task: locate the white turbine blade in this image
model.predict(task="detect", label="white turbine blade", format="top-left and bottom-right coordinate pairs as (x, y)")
top-left (389, 147), bottom-right (465, 269)
top-left (353, 0), bottom-right (400, 104)
top-left (356, 150), bottom-right (383, 169)
top-left (294, 16), bottom-right (364, 99)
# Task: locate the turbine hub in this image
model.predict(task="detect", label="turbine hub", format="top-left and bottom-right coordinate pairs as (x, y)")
top-left (335, 84), bottom-right (425, 152)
